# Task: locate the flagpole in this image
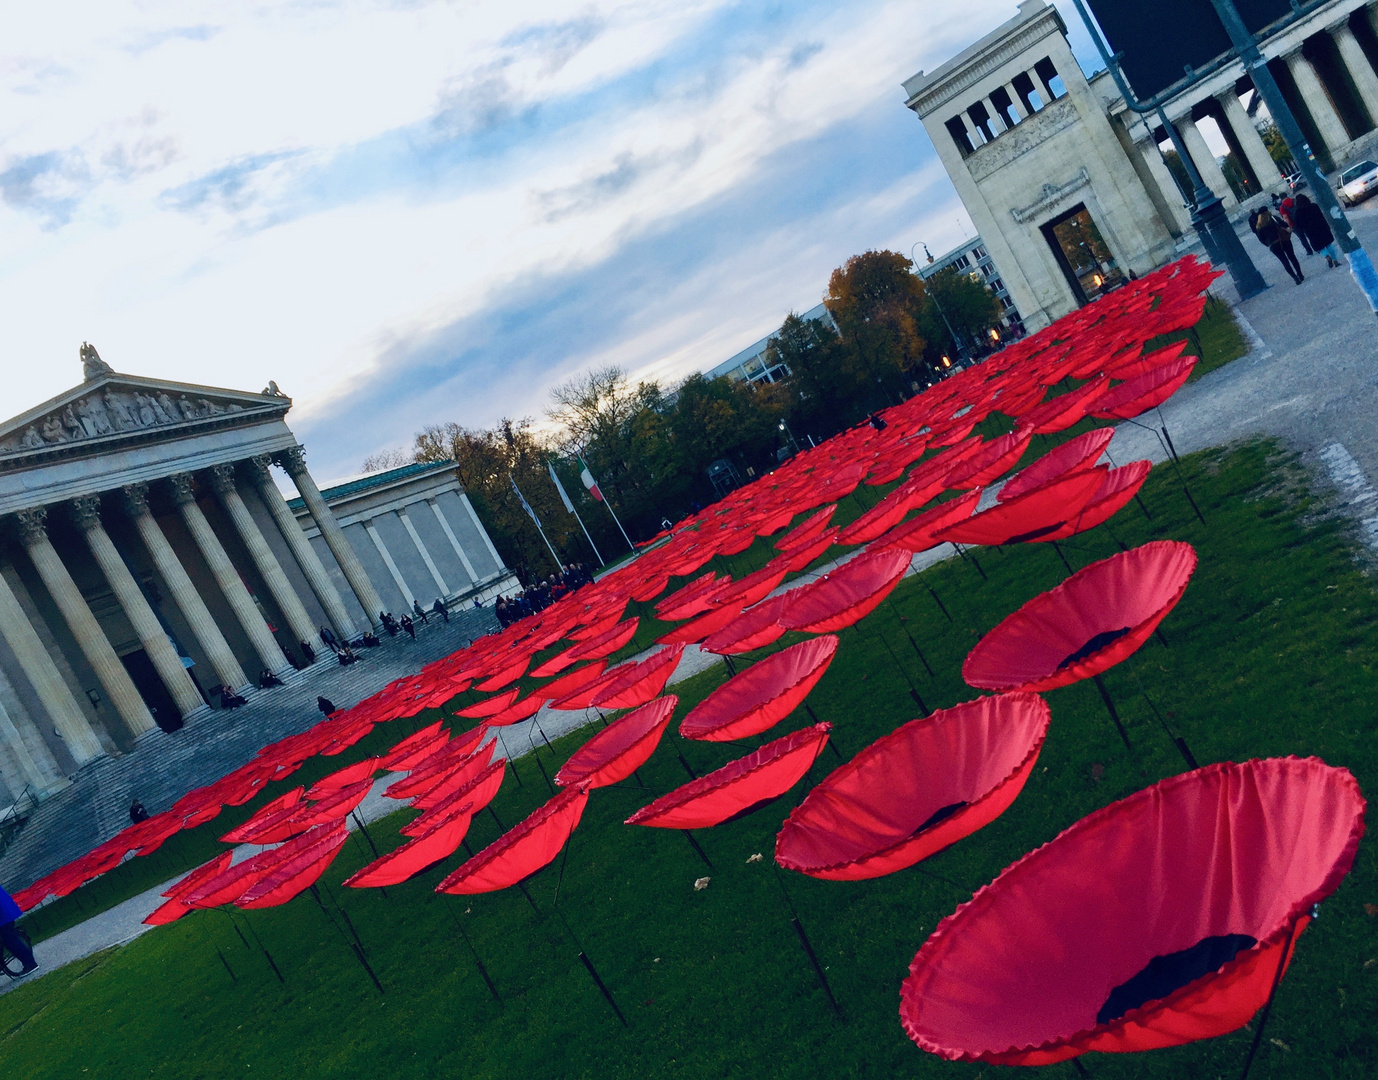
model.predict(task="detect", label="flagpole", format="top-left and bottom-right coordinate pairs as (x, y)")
top-left (578, 452), bottom-right (636, 555)
top-left (510, 476), bottom-right (562, 572)
top-left (548, 461), bottom-right (604, 566)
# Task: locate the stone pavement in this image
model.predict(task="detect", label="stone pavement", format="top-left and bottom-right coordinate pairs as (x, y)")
top-left (0, 604), bottom-right (499, 895)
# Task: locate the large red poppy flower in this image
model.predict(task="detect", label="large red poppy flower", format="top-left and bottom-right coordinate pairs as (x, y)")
top-left (344, 804), bottom-right (476, 888)
top-left (700, 594), bottom-right (791, 655)
top-left (219, 787), bottom-right (306, 844)
top-left (409, 747), bottom-right (499, 810)
top-left (455, 687), bottom-right (519, 719)
top-left (185, 824), bottom-right (340, 908)
top-left (964, 540), bottom-right (1197, 693)
top-left (838, 476), bottom-right (945, 545)
top-left (536, 660), bottom-right (609, 702)
top-left (943, 430), bottom-right (1032, 489)
top-left (247, 780), bottom-right (373, 844)
top-left (778, 548), bottom-right (913, 633)
top-left (555, 696), bottom-right (678, 788)
top-left (1013, 377), bottom-right (1109, 434)
top-left (774, 526), bottom-right (840, 572)
top-left (1089, 355), bottom-right (1196, 420)
top-left (775, 694), bottom-right (1049, 880)
top-left (871, 490), bottom-right (982, 553)
top-left (775, 506), bottom-right (837, 551)
top-left (592, 645), bottom-right (685, 710)
top-left (997, 428), bottom-right (1114, 503)
top-left (144, 851), bottom-right (235, 925)
top-left (484, 693), bottom-right (548, 727)
top-left (476, 654), bottom-right (530, 692)
top-left (625, 723), bottom-right (832, 829)
top-left (305, 757), bottom-right (384, 800)
top-left (436, 785), bottom-right (590, 894)
top-left (1105, 339), bottom-right (1187, 380)
top-left (933, 468), bottom-right (1106, 546)
top-left (1040, 461), bottom-right (1152, 542)
top-left (404, 759), bottom-right (507, 835)
top-left (656, 598), bottom-right (748, 646)
top-left (236, 824), bottom-right (349, 909)
top-left (382, 720), bottom-right (446, 766)
top-left (680, 637), bottom-right (838, 741)
top-left (655, 572), bottom-right (726, 620)
top-left (899, 758), bottom-right (1365, 1065)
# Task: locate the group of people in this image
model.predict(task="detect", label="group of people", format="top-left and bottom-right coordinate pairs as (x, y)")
top-left (1250, 192), bottom-right (1340, 284)
top-left (494, 563), bottom-right (594, 627)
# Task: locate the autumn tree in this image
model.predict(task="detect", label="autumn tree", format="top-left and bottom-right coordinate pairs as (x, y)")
top-left (917, 267), bottom-right (1003, 365)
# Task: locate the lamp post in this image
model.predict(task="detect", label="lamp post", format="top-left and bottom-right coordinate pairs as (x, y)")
top-left (911, 242), bottom-right (968, 363)
top-left (778, 420), bottom-right (800, 456)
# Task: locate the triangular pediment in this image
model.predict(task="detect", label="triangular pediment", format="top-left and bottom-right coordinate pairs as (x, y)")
top-left (0, 372), bottom-right (292, 465)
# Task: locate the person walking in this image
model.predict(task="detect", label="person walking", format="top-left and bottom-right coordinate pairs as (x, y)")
top-left (317, 696), bottom-right (337, 716)
top-left (1292, 194), bottom-right (1341, 268)
top-left (400, 614), bottom-right (416, 639)
top-left (412, 599), bottom-right (429, 625)
top-left (0, 884), bottom-right (37, 975)
top-left (1250, 207), bottom-right (1304, 283)
top-left (1277, 195), bottom-right (1312, 255)
top-left (432, 598), bottom-right (449, 623)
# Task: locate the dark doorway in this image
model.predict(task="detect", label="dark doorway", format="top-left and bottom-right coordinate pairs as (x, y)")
top-left (1040, 203), bottom-right (1125, 305)
top-left (120, 649), bottom-right (183, 732)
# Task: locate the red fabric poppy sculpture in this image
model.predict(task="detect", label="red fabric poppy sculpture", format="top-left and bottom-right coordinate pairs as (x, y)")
top-left (555, 696), bottom-right (678, 788)
top-left (626, 724), bottom-right (832, 829)
top-left (436, 784), bottom-right (590, 894)
top-left (964, 540), bottom-right (1197, 693)
top-left (775, 693), bottom-right (1050, 880)
top-left (899, 757), bottom-right (1365, 1065)
top-left (680, 636), bottom-right (838, 741)
top-left (778, 549), bottom-right (913, 633)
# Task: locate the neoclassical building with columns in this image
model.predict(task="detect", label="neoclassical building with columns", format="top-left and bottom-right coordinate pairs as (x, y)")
top-left (0, 347), bottom-right (516, 806)
top-left (904, 0), bottom-right (1378, 328)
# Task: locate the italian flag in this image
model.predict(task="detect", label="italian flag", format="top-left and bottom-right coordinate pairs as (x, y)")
top-left (578, 455), bottom-right (604, 502)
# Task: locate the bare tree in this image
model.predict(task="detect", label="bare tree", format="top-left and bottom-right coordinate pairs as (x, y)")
top-left (361, 447), bottom-right (414, 472)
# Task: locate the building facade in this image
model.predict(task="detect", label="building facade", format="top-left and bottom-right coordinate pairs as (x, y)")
top-left (707, 302), bottom-right (836, 385)
top-left (903, 0), bottom-right (1378, 328)
top-left (0, 348), bottom-right (516, 804)
top-left (916, 235), bottom-right (1025, 333)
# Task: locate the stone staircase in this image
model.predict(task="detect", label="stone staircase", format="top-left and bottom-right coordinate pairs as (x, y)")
top-left (0, 605), bottom-right (498, 893)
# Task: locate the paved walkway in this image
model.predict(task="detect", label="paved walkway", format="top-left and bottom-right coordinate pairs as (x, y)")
top-left (12, 228), bottom-right (1378, 988)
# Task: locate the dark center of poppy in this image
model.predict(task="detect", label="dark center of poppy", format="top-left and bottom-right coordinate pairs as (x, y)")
top-left (913, 801), bottom-right (968, 836)
top-left (1096, 933), bottom-right (1258, 1025)
top-left (1058, 627), bottom-right (1132, 670)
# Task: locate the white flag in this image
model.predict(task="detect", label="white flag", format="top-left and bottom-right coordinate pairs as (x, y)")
top-left (548, 461), bottom-right (576, 514)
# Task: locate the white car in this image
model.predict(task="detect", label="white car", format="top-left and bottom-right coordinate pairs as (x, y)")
top-left (1338, 159), bottom-right (1378, 206)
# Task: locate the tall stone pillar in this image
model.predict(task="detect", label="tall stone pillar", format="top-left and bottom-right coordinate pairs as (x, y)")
top-left (247, 455), bottom-right (357, 640)
top-left (278, 446), bottom-right (384, 629)
top-left (427, 497), bottom-right (478, 585)
top-left (69, 496), bottom-right (208, 724)
top-left (0, 567), bottom-right (103, 764)
top-left (1286, 49), bottom-right (1352, 159)
top-left (364, 518), bottom-right (415, 607)
top-left (1331, 23), bottom-right (1378, 128)
top-left (1217, 90), bottom-right (1283, 192)
top-left (206, 464), bottom-right (319, 654)
top-left (122, 483), bottom-right (251, 696)
top-left (167, 474), bottom-right (292, 678)
top-left (1135, 137), bottom-right (1192, 233)
top-left (397, 505), bottom-right (450, 598)
top-left (14, 507), bottom-right (155, 738)
top-left (0, 690), bottom-right (62, 795)
top-left (1178, 117), bottom-right (1238, 208)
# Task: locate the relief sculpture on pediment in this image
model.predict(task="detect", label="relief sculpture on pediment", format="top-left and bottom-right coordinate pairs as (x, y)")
top-left (2, 386), bottom-right (250, 456)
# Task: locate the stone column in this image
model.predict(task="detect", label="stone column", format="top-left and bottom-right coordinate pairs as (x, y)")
top-left (460, 492), bottom-right (505, 576)
top-left (206, 464), bottom-right (319, 654)
top-left (1286, 49), bottom-right (1351, 159)
top-left (246, 455), bottom-right (357, 640)
top-left (1178, 116), bottom-right (1238, 208)
top-left (397, 505), bottom-right (450, 598)
top-left (0, 568), bottom-right (103, 764)
top-left (364, 518), bottom-right (415, 607)
top-left (14, 507), bottom-right (155, 738)
top-left (1002, 83), bottom-right (1026, 123)
top-left (122, 483), bottom-right (251, 695)
top-left (277, 446), bottom-right (384, 629)
top-left (1331, 23), bottom-right (1378, 127)
top-left (69, 496), bottom-right (208, 724)
top-left (1136, 137), bottom-right (1192, 233)
top-left (1217, 90), bottom-right (1283, 191)
top-left (0, 664), bottom-right (64, 793)
top-left (427, 497), bottom-right (478, 585)
top-left (167, 474), bottom-right (292, 678)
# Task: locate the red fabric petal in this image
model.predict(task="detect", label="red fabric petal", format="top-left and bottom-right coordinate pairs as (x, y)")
top-left (943, 430), bottom-right (1032, 489)
top-left (964, 540), bottom-right (1197, 693)
top-left (1089, 355), bottom-right (1196, 420)
top-left (1106, 339), bottom-right (1188, 380)
top-left (592, 645), bottom-right (685, 709)
top-left (250, 780), bottom-right (373, 844)
top-left (536, 660), bottom-right (609, 701)
top-left (680, 636), bottom-right (838, 741)
top-left (436, 785), bottom-right (590, 894)
top-left (700, 594), bottom-right (791, 655)
top-left (555, 696), bottom-right (678, 788)
top-left (934, 468), bottom-right (1107, 546)
top-left (455, 687), bottom-right (519, 719)
top-left (900, 758), bottom-right (1365, 1064)
top-left (655, 572), bottom-right (725, 619)
top-left (998, 428), bottom-right (1114, 503)
top-left (565, 617), bottom-right (639, 661)
top-left (775, 693), bottom-right (1049, 880)
top-left (655, 598), bottom-right (747, 646)
top-left (1013, 377), bottom-right (1109, 434)
top-left (871, 490), bottom-right (982, 553)
top-left (778, 549), bottom-right (913, 633)
top-left (236, 825), bottom-right (349, 909)
top-left (485, 693), bottom-right (548, 727)
top-left (403, 759), bottom-right (506, 835)
top-left (381, 721), bottom-right (446, 767)
top-left (143, 851), bottom-right (236, 925)
top-left (305, 757), bottom-right (383, 800)
top-left (344, 804), bottom-right (476, 888)
top-left (775, 527), bottom-right (840, 572)
top-left (775, 505), bottom-right (837, 551)
top-left (412, 746), bottom-right (499, 810)
top-left (1041, 461), bottom-right (1152, 541)
top-left (476, 654), bottom-right (530, 691)
top-left (218, 787), bottom-right (306, 843)
top-left (626, 723), bottom-right (831, 829)
top-left (838, 480), bottom-right (944, 546)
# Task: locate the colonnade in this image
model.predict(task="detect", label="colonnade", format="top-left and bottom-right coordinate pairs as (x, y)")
top-left (0, 446), bottom-right (384, 780)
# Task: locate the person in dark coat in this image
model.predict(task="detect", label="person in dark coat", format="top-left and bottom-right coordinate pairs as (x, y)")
top-left (0, 884), bottom-right (36, 974)
top-left (432, 598), bottom-right (449, 623)
top-left (129, 799), bottom-right (149, 824)
top-left (1250, 207), bottom-right (1304, 283)
top-left (1277, 195), bottom-right (1312, 254)
top-left (1292, 194), bottom-right (1340, 268)
top-left (400, 614), bottom-right (415, 639)
top-left (317, 696), bottom-right (336, 716)
top-left (319, 625), bottom-right (338, 650)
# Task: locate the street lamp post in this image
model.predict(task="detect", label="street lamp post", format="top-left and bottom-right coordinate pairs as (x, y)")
top-left (911, 242), bottom-right (968, 363)
top-left (778, 420), bottom-right (800, 456)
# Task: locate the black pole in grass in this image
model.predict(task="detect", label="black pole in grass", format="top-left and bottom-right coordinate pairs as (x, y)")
top-left (214, 945), bottom-right (238, 984)
top-left (1124, 416), bottom-right (1205, 525)
top-left (1239, 916), bottom-right (1302, 1080)
top-left (219, 908), bottom-right (284, 984)
top-left (802, 704), bottom-right (844, 762)
top-left (883, 597), bottom-right (935, 678)
top-left (1050, 540), bottom-right (1075, 576)
top-left (681, 830), bottom-right (713, 868)
top-left (1126, 667), bottom-right (1198, 770)
top-left (952, 542), bottom-right (987, 581)
top-left (923, 580), bottom-right (953, 622)
top-left (308, 883), bottom-right (384, 994)
top-left (1071, 1058), bottom-right (1092, 1077)
top-left (1090, 675), bottom-right (1134, 752)
top-left (769, 862), bottom-right (842, 1019)
top-left (871, 626), bottom-right (930, 716)
top-left (723, 654), bottom-right (737, 677)
top-left (431, 894), bottom-right (502, 1004)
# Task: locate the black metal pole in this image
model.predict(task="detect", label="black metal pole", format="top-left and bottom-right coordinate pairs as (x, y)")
top-left (1091, 674), bottom-right (1134, 751)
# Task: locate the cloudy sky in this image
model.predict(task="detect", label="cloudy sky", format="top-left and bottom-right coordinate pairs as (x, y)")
top-left (1, 1), bottom-right (1103, 484)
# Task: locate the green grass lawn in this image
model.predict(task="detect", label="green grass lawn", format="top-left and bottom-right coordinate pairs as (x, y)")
top-left (1, 437), bottom-right (1375, 1079)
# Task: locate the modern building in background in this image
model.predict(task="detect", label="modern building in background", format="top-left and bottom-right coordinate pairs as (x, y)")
top-left (707, 302), bottom-right (836, 385)
top-left (0, 350), bottom-right (515, 805)
top-left (902, 0), bottom-right (1378, 329)
top-left (915, 235), bottom-right (1025, 333)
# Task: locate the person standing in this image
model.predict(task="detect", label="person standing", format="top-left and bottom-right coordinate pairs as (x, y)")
top-left (400, 614), bottom-right (416, 639)
top-left (1278, 195), bottom-right (1312, 255)
top-left (0, 884), bottom-right (36, 975)
top-left (1250, 207), bottom-right (1304, 284)
top-left (1293, 194), bottom-right (1341, 268)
